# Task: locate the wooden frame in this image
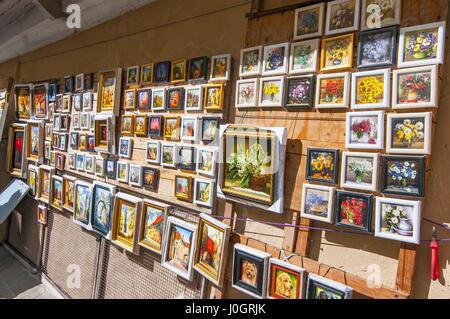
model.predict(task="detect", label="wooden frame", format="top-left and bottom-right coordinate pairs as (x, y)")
top-left (116, 161), bottom-right (129, 183)
top-left (285, 75), bottom-right (315, 109)
top-left (26, 120), bottom-right (43, 163)
top-left (15, 84), bottom-right (32, 121)
top-left (124, 88), bottom-right (137, 111)
top-left (204, 84), bottom-right (225, 110)
top-left (75, 73), bottom-right (84, 92)
top-left (32, 82), bottom-right (49, 120)
top-left (94, 114), bottom-right (115, 154)
top-left (50, 175), bottom-right (64, 211)
top-left (174, 175), bottom-right (194, 202)
top-left (167, 87), bottom-right (185, 111)
top-left (37, 205), bottom-right (48, 225)
top-left (171, 59), bottom-right (187, 83)
top-left (163, 116), bottom-right (180, 140)
top-left (138, 199), bottom-right (169, 254)
top-left (188, 56), bottom-right (208, 82)
top-left (141, 63), bottom-right (154, 85)
top-left (142, 167), bottom-right (160, 191)
top-left (134, 114), bottom-right (148, 137)
top-left (97, 68), bottom-right (122, 113)
top-left (7, 123), bottom-right (27, 178)
top-left (121, 114), bottom-right (134, 136)
top-left (62, 175), bottom-right (76, 213)
top-left (27, 164), bottom-right (39, 198)
top-left (37, 165), bottom-right (55, 204)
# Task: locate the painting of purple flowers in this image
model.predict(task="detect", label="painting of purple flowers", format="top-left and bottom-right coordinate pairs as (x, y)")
top-left (263, 43), bottom-right (289, 75)
top-left (358, 27), bottom-right (397, 68)
top-left (404, 29), bottom-right (438, 62)
top-left (285, 76), bottom-right (314, 108)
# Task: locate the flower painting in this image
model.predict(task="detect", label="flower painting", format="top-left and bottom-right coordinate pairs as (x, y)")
top-left (285, 76), bottom-right (314, 108)
top-left (326, 0), bottom-right (359, 35)
top-left (341, 152), bottom-right (378, 191)
top-left (346, 111), bottom-right (384, 149)
top-left (404, 27), bottom-right (439, 63)
top-left (259, 77), bottom-right (284, 107)
top-left (352, 69), bottom-right (389, 109)
top-left (321, 34), bottom-right (354, 71)
top-left (361, 0), bottom-right (401, 30)
top-left (335, 191), bottom-right (373, 232)
top-left (140, 202), bottom-right (166, 254)
top-left (306, 148), bottom-right (339, 184)
top-left (236, 79), bottom-right (258, 108)
top-left (394, 66), bottom-right (437, 108)
top-left (301, 184), bottom-right (334, 223)
top-left (316, 73), bottom-right (349, 108)
top-left (262, 43), bottom-right (289, 76)
top-left (358, 27), bottom-right (397, 68)
top-left (294, 3), bottom-right (324, 40)
top-left (240, 46), bottom-right (262, 76)
top-left (290, 39), bottom-right (319, 74)
top-left (387, 113), bottom-right (431, 154)
top-left (381, 156), bottom-right (425, 197)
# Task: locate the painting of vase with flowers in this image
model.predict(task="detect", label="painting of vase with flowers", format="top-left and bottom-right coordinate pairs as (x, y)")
top-left (404, 28), bottom-right (439, 62)
top-left (349, 116), bottom-right (379, 145)
top-left (335, 191), bottom-right (372, 232)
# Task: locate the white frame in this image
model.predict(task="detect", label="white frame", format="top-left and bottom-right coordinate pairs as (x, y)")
top-left (196, 148), bottom-right (217, 177)
top-left (398, 21), bottom-right (446, 68)
top-left (68, 153), bottom-right (76, 170)
top-left (300, 184), bottom-right (335, 223)
top-left (180, 116), bottom-right (198, 142)
top-left (236, 78), bottom-right (259, 108)
top-left (289, 39), bottom-right (320, 74)
top-left (75, 73), bottom-right (84, 92)
top-left (351, 69), bottom-right (391, 109)
top-left (82, 92), bottom-right (93, 111)
top-left (129, 164), bottom-right (143, 187)
top-left (126, 65), bottom-right (140, 86)
top-left (392, 65), bottom-right (438, 109)
top-left (374, 197), bottom-right (421, 245)
top-left (262, 43), bottom-right (290, 76)
top-left (232, 244), bottom-right (271, 299)
top-left (210, 54), bottom-right (232, 81)
top-left (340, 152), bottom-right (379, 191)
top-left (85, 155), bottom-right (96, 174)
top-left (151, 87), bottom-right (167, 111)
top-left (73, 93), bottom-right (82, 111)
top-left (325, 0), bottom-right (361, 36)
top-left (76, 154), bottom-right (85, 171)
top-left (386, 112), bottom-right (432, 155)
top-left (184, 85), bottom-right (203, 111)
top-left (239, 46), bottom-right (263, 77)
top-left (161, 217), bottom-right (198, 281)
top-left (293, 3), bottom-right (325, 41)
top-left (50, 175), bottom-right (64, 210)
top-left (267, 258), bottom-right (306, 299)
top-left (116, 161), bottom-right (129, 183)
top-left (27, 164), bottom-right (40, 198)
top-left (138, 199), bottom-right (169, 254)
top-left (306, 273), bottom-right (353, 299)
top-left (315, 72), bottom-right (350, 109)
top-left (346, 111), bottom-right (385, 150)
top-left (62, 93), bottom-right (72, 113)
top-left (72, 113), bottom-right (80, 130)
top-left (193, 178), bottom-right (214, 208)
top-left (161, 143), bottom-right (177, 168)
top-left (259, 76), bottom-right (285, 107)
top-left (91, 181), bottom-right (117, 239)
top-left (80, 113), bottom-right (90, 130)
top-left (73, 180), bottom-right (93, 230)
top-left (360, 0), bottom-right (401, 31)
top-left (146, 141), bottom-right (161, 164)
top-left (95, 157), bottom-right (105, 177)
top-left (119, 137), bottom-right (133, 159)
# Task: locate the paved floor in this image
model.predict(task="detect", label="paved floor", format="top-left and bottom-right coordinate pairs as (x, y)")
top-left (0, 246), bottom-right (63, 299)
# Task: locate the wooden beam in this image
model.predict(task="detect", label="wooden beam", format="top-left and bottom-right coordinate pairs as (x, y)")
top-left (33, 0), bottom-right (67, 19)
top-left (395, 244), bottom-right (418, 295)
top-left (295, 217), bottom-right (311, 256)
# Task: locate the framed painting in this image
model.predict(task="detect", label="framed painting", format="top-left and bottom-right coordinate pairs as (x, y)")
top-left (84, 73), bottom-right (94, 90)
top-left (163, 116), bottom-right (180, 140)
top-left (119, 137), bottom-right (133, 159)
top-left (72, 113), bottom-right (80, 131)
top-left (64, 76), bottom-right (74, 93)
top-left (72, 94), bottom-right (81, 112)
top-left (7, 123), bottom-right (27, 178)
top-left (93, 114), bottom-right (114, 153)
top-left (148, 115), bottom-right (163, 138)
top-left (137, 88), bottom-right (151, 112)
top-left (48, 83), bottom-right (57, 102)
top-left (267, 259), bottom-right (306, 299)
top-left (315, 72), bottom-right (350, 108)
top-left (73, 180), bottom-right (92, 228)
top-left (335, 190), bottom-right (373, 233)
top-left (44, 141), bottom-right (52, 161)
top-left (44, 123), bottom-right (53, 142)
top-left (161, 143), bottom-right (177, 168)
top-left (26, 121), bottom-right (43, 163)
top-left (37, 165), bottom-right (54, 204)
top-left (210, 54), bottom-right (231, 81)
top-left (361, 0), bottom-right (401, 30)
top-left (178, 146), bottom-right (196, 171)
top-left (75, 73), bottom-right (84, 92)
top-left (124, 89), bottom-right (136, 111)
top-left (171, 59), bottom-right (187, 83)
top-left (91, 181), bottom-right (116, 238)
top-left (121, 114), bottom-right (134, 136)
top-left (155, 61), bottom-right (171, 83)
top-left (202, 117), bottom-right (220, 142)
top-left (381, 155), bottom-right (425, 197)
top-left (142, 167), bottom-right (160, 191)
top-left (84, 155), bottom-right (96, 174)
top-left (62, 94), bottom-right (72, 113)
top-left (357, 26), bottom-right (397, 68)
top-left (167, 87), bottom-right (185, 111)
top-left (27, 164), bottom-right (39, 197)
top-left (56, 153), bottom-right (66, 171)
top-left (146, 141), bottom-right (160, 164)
top-left (60, 114), bottom-right (70, 132)
top-left (375, 197), bottom-right (421, 244)
top-left (67, 153), bottom-right (76, 170)
top-left (262, 43), bottom-right (289, 76)
top-left (80, 113), bottom-right (90, 130)
top-left (76, 154), bottom-right (85, 171)
top-left (351, 69), bottom-right (390, 109)
top-left (79, 134), bottom-right (87, 152)
top-left (126, 66), bottom-right (139, 86)
top-left (398, 21), bottom-right (446, 68)
top-left (239, 46), bottom-right (262, 77)
top-left (300, 184), bottom-right (335, 223)
top-left (82, 92), bottom-right (92, 111)
top-left (188, 56), bottom-right (208, 82)
top-left (134, 114), bottom-right (148, 137)
top-left (193, 213), bottom-right (231, 287)
top-left (325, 0), bottom-right (360, 35)
top-left (197, 148), bottom-right (217, 177)
top-left (236, 79), bottom-right (258, 108)
top-left (151, 87), bottom-right (166, 111)
top-left (141, 63), bottom-right (154, 85)
top-left (306, 274), bottom-right (353, 299)
top-left (194, 178), bottom-right (214, 208)
top-left (320, 33), bottom-right (354, 72)
top-left (138, 199), bottom-right (168, 254)
top-left (392, 65), bottom-right (438, 109)
top-left (174, 175), bottom-right (194, 202)
top-left (232, 244), bottom-right (271, 299)
top-left (386, 112), bottom-right (432, 155)
top-left (32, 83), bottom-right (48, 120)
top-left (341, 152), bottom-right (379, 191)
top-left (51, 175), bottom-right (63, 211)
top-left (181, 117), bottom-right (198, 141)
top-left (62, 175), bottom-right (76, 213)
top-left (116, 161), bottom-right (129, 183)
top-left (185, 85), bottom-right (203, 112)
top-left (204, 84), bottom-right (225, 110)
top-left (162, 217), bottom-right (198, 281)
top-left (95, 157), bottom-right (105, 177)
top-left (305, 148), bottom-right (340, 184)
top-left (15, 84), bottom-right (32, 120)
top-left (289, 39), bottom-right (320, 74)
top-left (37, 205), bottom-right (47, 226)
top-left (87, 135), bottom-right (95, 153)
top-left (129, 164), bottom-right (143, 187)
top-left (111, 192), bottom-right (143, 254)
top-left (105, 158), bottom-right (117, 180)
top-left (285, 75), bottom-right (315, 108)
top-left (259, 76), bottom-right (285, 107)
top-left (293, 3), bottom-right (325, 40)
top-left (97, 68), bottom-right (122, 113)
top-left (346, 111), bottom-right (385, 150)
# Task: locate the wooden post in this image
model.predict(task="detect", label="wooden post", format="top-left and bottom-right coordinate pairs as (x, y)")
top-left (395, 244), bottom-right (418, 296)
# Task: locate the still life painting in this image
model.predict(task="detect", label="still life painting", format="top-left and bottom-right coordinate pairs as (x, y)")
top-left (357, 27), bottom-right (397, 68)
top-left (300, 184), bottom-right (334, 223)
top-left (259, 77), bottom-right (284, 107)
top-left (325, 0), bottom-right (360, 35)
top-left (346, 111), bottom-right (384, 149)
top-left (352, 69), bottom-right (390, 109)
top-left (306, 148), bottom-right (339, 184)
top-left (285, 76), bottom-right (314, 108)
top-left (335, 190), bottom-right (373, 232)
top-left (262, 43), bottom-right (289, 76)
top-left (381, 156), bottom-right (425, 197)
top-left (290, 39), bottom-right (319, 74)
top-left (240, 46), bottom-right (262, 77)
top-left (293, 3), bottom-right (325, 40)
top-left (341, 152), bottom-right (378, 191)
top-left (321, 34), bottom-right (354, 71)
top-left (236, 79), bottom-right (258, 108)
top-left (316, 73), bottom-right (349, 108)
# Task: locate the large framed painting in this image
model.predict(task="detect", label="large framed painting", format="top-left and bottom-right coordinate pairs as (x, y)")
top-left (193, 213), bottom-right (231, 287)
top-left (340, 152), bottom-right (379, 191)
top-left (320, 33), bottom-right (354, 72)
top-left (289, 39), bottom-right (320, 74)
top-left (325, 0), bottom-right (360, 35)
top-left (357, 26), bottom-right (397, 68)
top-left (97, 68), bottom-right (122, 113)
top-left (37, 165), bottom-right (54, 204)
top-left (300, 184), bottom-right (335, 224)
top-left (375, 197), bottom-right (421, 244)
top-left (239, 46), bottom-right (262, 77)
top-left (161, 217), bottom-right (198, 281)
top-left (267, 259), bottom-right (306, 299)
top-left (262, 43), bottom-right (289, 76)
top-left (398, 22), bottom-right (446, 68)
top-left (7, 123), bottom-right (27, 178)
top-left (293, 3), bottom-right (325, 41)
top-left (91, 181), bottom-right (117, 238)
top-left (62, 175), bottom-right (76, 213)
top-left (32, 83), bottom-right (49, 120)
top-left (351, 69), bottom-right (390, 109)
top-left (360, 0), bottom-right (401, 30)
top-left (111, 192), bottom-right (143, 254)
top-left (232, 244), bottom-right (271, 299)
top-left (346, 111), bottom-right (385, 150)
top-left (26, 120), bottom-right (43, 163)
top-left (306, 274), bottom-right (353, 299)
top-left (15, 84), bottom-right (32, 121)
top-left (73, 180), bottom-right (92, 229)
top-left (381, 155), bottom-right (425, 198)
top-left (138, 199), bottom-right (169, 254)
top-left (392, 65), bottom-right (438, 109)
top-left (305, 148), bottom-right (340, 184)
top-left (386, 112), bottom-right (432, 155)
top-left (315, 72), bottom-right (350, 109)
top-left (335, 190), bottom-right (373, 233)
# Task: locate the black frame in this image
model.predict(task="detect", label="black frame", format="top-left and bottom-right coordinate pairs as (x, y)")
top-left (284, 75), bottom-right (315, 109)
top-left (105, 158), bottom-right (117, 179)
top-left (188, 56), bottom-right (208, 81)
top-left (177, 146), bottom-right (196, 171)
top-left (381, 155), bottom-right (426, 198)
top-left (167, 87), bottom-right (185, 111)
top-left (84, 73), bottom-right (94, 90)
top-left (148, 115), bottom-right (163, 138)
top-left (155, 61), bottom-right (171, 83)
top-left (201, 117), bottom-right (220, 142)
top-left (233, 248), bottom-right (266, 298)
top-left (70, 132), bottom-right (79, 150)
top-left (334, 190), bottom-right (373, 233)
top-left (137, 88), bottom-right (151, 112)
top-left (64, 76), bottom-right (74, 93)
top-left (357, 26), bottom-right (398, 69)
top-left (305, 148), bottom-right (340, 184)
top-left (91, 184), bottom-right (113, 237)
top-left (87, 135), bottom-right (96, 153)
top-left (143, 167), bottom-right (160, 191)
top-left (48, 83), bottom-right (58, 102)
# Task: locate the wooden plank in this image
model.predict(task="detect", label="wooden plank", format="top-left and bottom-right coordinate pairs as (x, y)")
top-left (294, 217), bottom-right (311, 256)
top-left (395, 244), bottom-right (418, 295)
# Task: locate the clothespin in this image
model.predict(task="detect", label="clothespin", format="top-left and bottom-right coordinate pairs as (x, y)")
top-left (430, 227), bottom-right (440, 281)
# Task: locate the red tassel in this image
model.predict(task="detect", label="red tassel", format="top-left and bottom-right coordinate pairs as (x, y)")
top-left (430, 227), bottom-right (440, 281)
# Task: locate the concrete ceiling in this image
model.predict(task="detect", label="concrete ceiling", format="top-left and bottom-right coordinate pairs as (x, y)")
top-left (0, 0), bottom-right (156, 64)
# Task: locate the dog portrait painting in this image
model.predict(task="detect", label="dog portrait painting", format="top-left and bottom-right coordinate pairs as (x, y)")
top-left (240, 259), bottom-right (258, 288)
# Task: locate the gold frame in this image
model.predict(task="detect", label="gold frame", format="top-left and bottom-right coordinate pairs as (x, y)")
top-left (134, 114), bottom-right (148, 137)
top-left (27, 165), bottom-right (39, 197)
top-left (51, 175), bottom-right (63, 210)
top-left (171, 59), bottom-right (187, 83)
top-left (79, 134), bottom-right (87, 151)
top-left (174, 175), bottom-right (194, 202)
top-left (7, 123), bottom-right (27, 177)
top-left (121, 114), bottom-right (135, 135)
top-left (25, 121), bottom-right (43, 163)
top-left (111, 195), bottom-right (142, 253)
top-left (62, 175), bottom-right (76, 212)
top-left (320, 33), bottom-right (355, 72)
top-left (94, 119), bottom-right (108, 148)
top-left (163, 116), bottom-right (180, 140)
top-left (204, 84), bottom-right (225, 110)
top-left (15, 84), bottom-right (32, 120)
top-left (97, 68), bottom-right (122, 113)
top-left (124, 88), bottom-right (137, 111)
top-left (32, 83), bottom-right (48, 119)
top-left (140, 63), bottom-right (154, 85)
top-left (37, 166), bottom-right (54, 204)
top-left (138, 201), bottom-right (168, 254)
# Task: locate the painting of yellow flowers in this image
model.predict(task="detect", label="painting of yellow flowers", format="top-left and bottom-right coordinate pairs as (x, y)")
top-left (306, 148), bottom-right (339, 184)
top-left (321, 34), bottom-right (354, 72)
top-left (352, 69), bottom-right (390, 109)
top-left (259, 76), bottom-right (285, 107)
